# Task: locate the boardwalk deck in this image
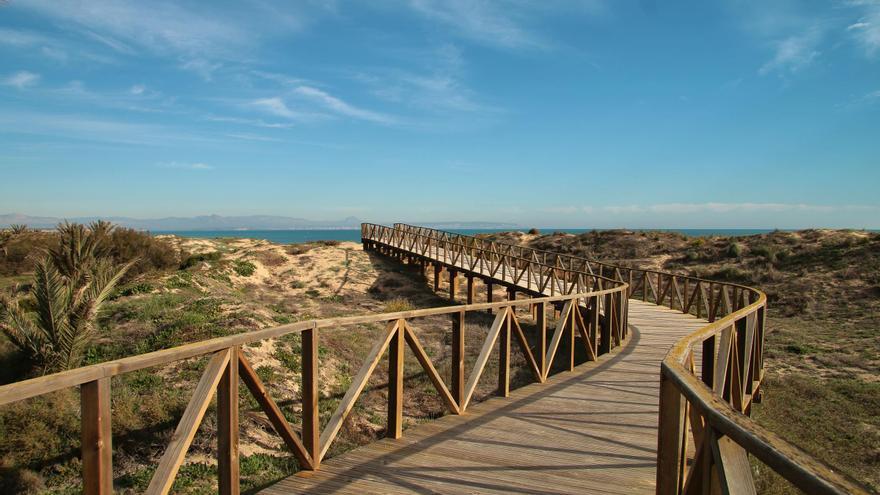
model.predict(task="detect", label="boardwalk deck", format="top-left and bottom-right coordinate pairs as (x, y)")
top-left (260, 301), bottom-right (707, 494)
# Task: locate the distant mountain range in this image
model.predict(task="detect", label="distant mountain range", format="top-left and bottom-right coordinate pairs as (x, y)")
top-left (0, 213), bottom-right (519, 231)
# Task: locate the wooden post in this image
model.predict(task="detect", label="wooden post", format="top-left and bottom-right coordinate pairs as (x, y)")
top-left (536, 301), bottom-right (546, 378)
top-left (702, 336), bottom-right (716, 388)
top-left (600, 294), bottom-right (612, 355)
top-left (388, 320), bottom-right (404, 438)
top-left (218, 347), bottom-right (240, 495)
top-left (466, 275), bottom-right (475, 304)
top-left (656, 370), bottom-right (684, 494)
top-left (486, 281), bottom-right (494, 314)
top-left (433, 264), bottom-right (442, 292)
top-left (569, 301), bottom-right (576, 371)
top-left (452, 310), bottom-right (465, 410)
top-left (448, 270), bottom-right (458, 301)
top-left (590, 296), bottom-right (600, 351)
top-left (498, 308), bottom-right (510, 397)
top-left (302, 328), bottom-right (319, 469)
top-left (82, 378), bottom-right (113, 495)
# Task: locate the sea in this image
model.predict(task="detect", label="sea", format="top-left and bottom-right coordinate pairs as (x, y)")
top-left (155, 228), bottom-right (785, 244)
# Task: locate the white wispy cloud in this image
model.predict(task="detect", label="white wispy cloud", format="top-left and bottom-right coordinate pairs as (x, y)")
top-left (846, 2), bottom-right (880, 57)
top-left (3, 71), bottom-right (41, 89)
top-left (205, 114), bottom-right (296, 129)
top-left (157, 161), bottom-right (213, 171)
top-left (251, 97), bottom-right (299, 120)
top-left (293, 86), bottom-right (396, 124)
top-left (0, 111), bottom-right (216, 146)
top-left (759, 31), bottom-right (822, 75)
top-left (403, 0), bottom-right (606, 50)
top-left (407, 0), bottom-right (543, 49)
top-left (357, 44), bottom-right (487, 114)
top-left (129, 84), bottom-right (146, 95)
top-left (16, 1), bottom-right (250, 58)
top-left (0, 28), bottom-right (50, 47)
top-left (180, 59), bottom-right (222, 82)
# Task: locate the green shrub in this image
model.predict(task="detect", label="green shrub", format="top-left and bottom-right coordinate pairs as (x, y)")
top-left (106, 227), bottom-right (181, 279)
top-left (726, 242), bottom-right (744, 258)
top-left (179, 251), bottom-right (222, 270)
top-left (233, 260), bottom-right (256, 277)
top-left (113, 281), bottom-right (154, 298)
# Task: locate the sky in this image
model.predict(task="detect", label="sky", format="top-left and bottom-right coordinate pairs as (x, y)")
top-left (1, 0), bottom-right (879, 229)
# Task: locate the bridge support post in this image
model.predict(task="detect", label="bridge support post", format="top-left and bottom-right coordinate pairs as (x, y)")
top-left (466, 275), bottom-right (475, 304)
top-left (486, 281), bottom-right (494, 313)
top-left (218, 347), bottom-right (240, 495)
top-left (433, 264), bottom-right (442, 292)
top-left (448, 270), bottom-right (458, 301)
top-left (302, 328), bottom-right (320, 469)
top-left (81, 378), bottom-right (113, 495)
top-left (498, 308), bottom-right (510, 397)
top-left (452, 310), bottom-right (465, 409)
top-left (388, 321), bottom-right (404, 438)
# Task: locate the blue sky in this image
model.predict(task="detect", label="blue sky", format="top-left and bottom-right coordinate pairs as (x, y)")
top-left (1, 0), bottom-right (878, 229)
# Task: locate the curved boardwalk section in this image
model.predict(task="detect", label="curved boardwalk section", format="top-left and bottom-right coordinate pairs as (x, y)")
top-left (262, 301), bottom-right (706, 494)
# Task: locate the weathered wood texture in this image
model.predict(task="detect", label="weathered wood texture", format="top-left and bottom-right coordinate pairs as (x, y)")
top-left (259, 301), bottom-right (703, 494)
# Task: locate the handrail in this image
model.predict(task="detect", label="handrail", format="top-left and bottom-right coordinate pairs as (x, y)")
top-left (0, 225), bottom-right (629, 494)
top-left (383, 223), bottom-right (868, 494)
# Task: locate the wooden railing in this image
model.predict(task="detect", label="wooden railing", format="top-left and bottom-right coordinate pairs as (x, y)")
top-left (387, 223), bottom-right (867, 494)
top-left (0, 226), bottom-right (628, 494)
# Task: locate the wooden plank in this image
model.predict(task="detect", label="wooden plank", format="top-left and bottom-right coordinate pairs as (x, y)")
top-left (543, 300), bottom-right (572, 379)
top-left (302, 328), bottom-right (319, 468)
top-left (388, 320), bottom-right (405, 439)
top-left (656, 371), bottom-right (685, 495)
top-left (451, 310), bottom-right (465, 408)
top-left (573, 302), bottom-right (597, 361)
top-left (146, 349), bottom-right (231, 495)
top-left (81, 378), bottom-right (113, 495)
top-left (536, 301), bottom-right (547, 377)
top-left (402, 322), bottom-right (460, 414)
top-left (239, 354), bottom-right (312, 469)
top-left (711, 431), bottom-right (757, 495)
top-left (320, 320), bottom-right (399, 460)
top-left (498, 309), bottom-right (511, 397)
top-left (218, 347), bottom-right (240, 495)
top-left (510, 312), bottom-right (543, 382)
top-left (462, 308), bottom-right (507, 410)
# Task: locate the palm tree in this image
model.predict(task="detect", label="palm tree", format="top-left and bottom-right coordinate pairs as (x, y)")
top-left (0, 222), bottom-right (133, 373)
top-left (9, 224), bottom-right (28, 235)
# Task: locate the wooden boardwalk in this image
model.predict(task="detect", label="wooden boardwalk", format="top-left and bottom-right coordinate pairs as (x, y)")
top-left (261, 301), bottom-right (706, 494)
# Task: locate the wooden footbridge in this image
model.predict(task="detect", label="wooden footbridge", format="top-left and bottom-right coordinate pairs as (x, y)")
top-left (0, 224), bottom-right (867, 494)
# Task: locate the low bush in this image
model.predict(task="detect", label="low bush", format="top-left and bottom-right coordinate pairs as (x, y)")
top-left (384, 297), bottom-right (414, 313)
top-left (105, 227), bottom-right (181, 279)
top-left (233, 260), bottom-right (256, 277)
top-left (179, 251), bottom-right (222, 269)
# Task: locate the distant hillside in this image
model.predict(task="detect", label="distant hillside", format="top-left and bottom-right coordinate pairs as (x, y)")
top-left (0, 213), bottom-right (363, 230)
